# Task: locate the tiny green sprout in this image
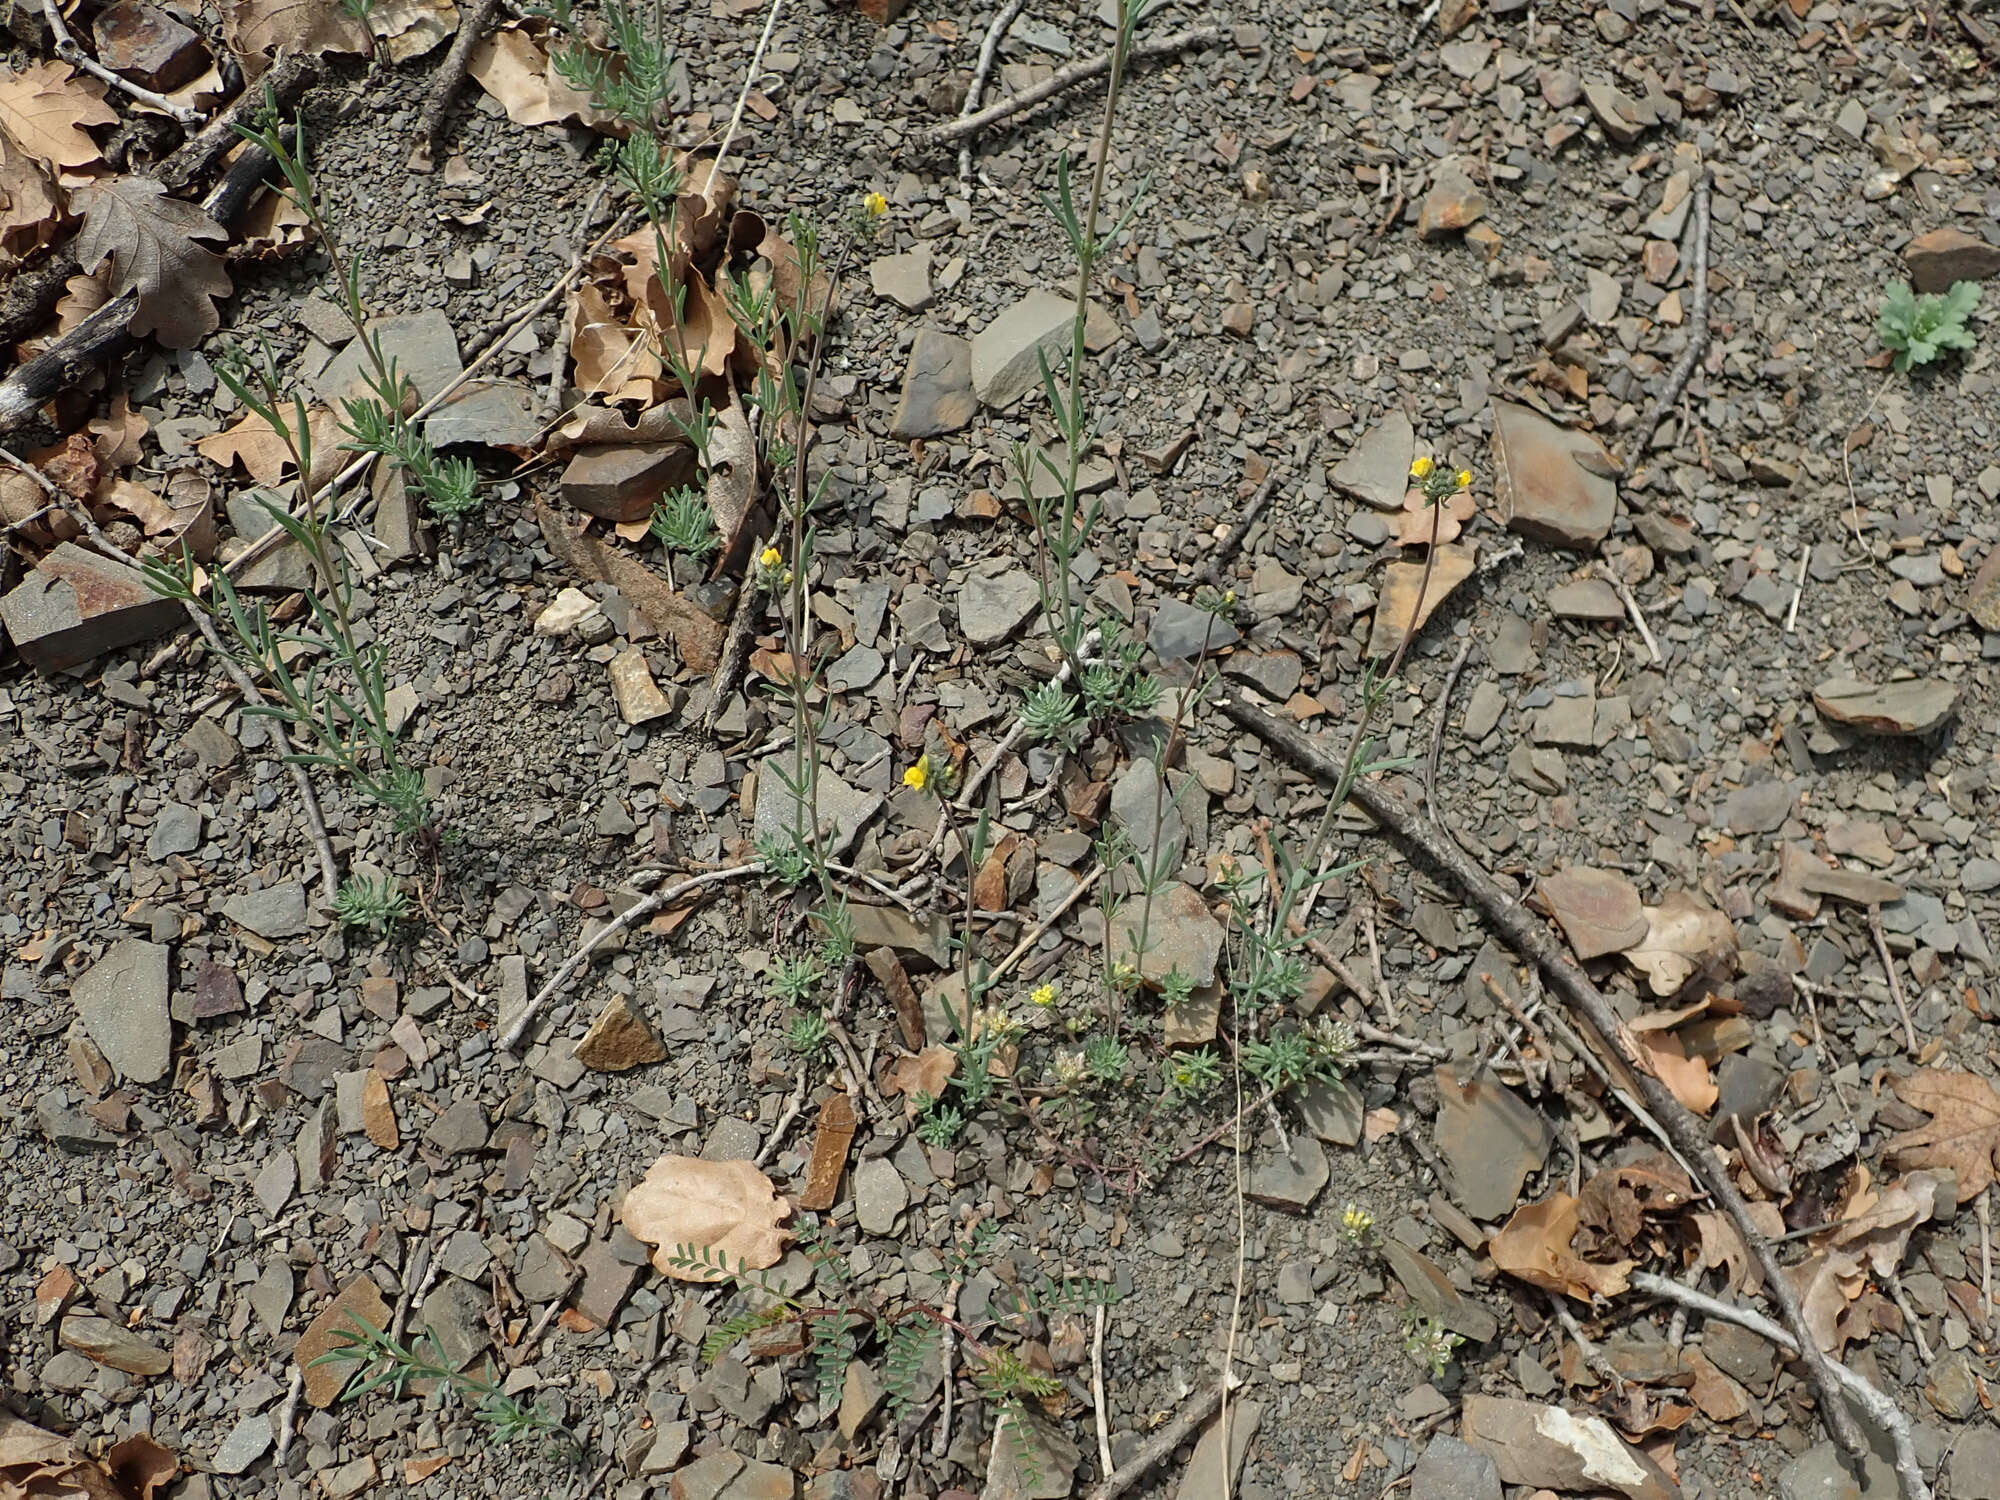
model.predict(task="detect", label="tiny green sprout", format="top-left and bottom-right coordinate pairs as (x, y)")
top-left (1877, 279), bottom-right (1981, 372)
top-left (1020, 679), bottom-right (1085, 749)
top-left (1402, 1313), bottom-right (1463, 1378)
top-left (914, 1093), bottom-right (964, 1148)
top-left (755, 833), bottom-right (809, 887)
top-left (1158, 965), bottom-right (1196, 1013)
top-left (788, 1011), bottom-right (830, 1056)
top-left (333, 875), bottom-right (410, 937)
top-left (768, 954), bottom-right (823, 1006)
top-left (1163, 1046), bottom-right (1222, 1103)
top-left (1083, 1035), bottom-right (1130, 1085)
top-left (650, 486), bottom-right (718, 561)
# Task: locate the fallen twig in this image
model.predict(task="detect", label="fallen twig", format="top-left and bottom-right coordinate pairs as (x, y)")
top-left (1421, 635), bottom-right (1475, 825)
top-left (987, 861), bottom-right (1105, 986)
top-left (1215, 687), bottom-right (1870, 1468)
top-left (923, 26), bottom-right (1227, 147)
top-left (1784, 545), bottom-right (1809, 633)
top-left (753, 1069), bottom-right (810, 1168)
top-left (1205, 468), bottom-right (1284, 588)
top-left (412, 0), bottom-right (503, 167)
top-left (702, 540), bottom-right (765, 733)
top-left (1091, 1303), bottom-right (1113, 1479)
top-left (272, 1366), bottom-right (305, 1459)
top-left (1598, 562), bottom-right (1663, 667)
top-left (41, 0), bottom-right (200, 121)
top-left (709, 0), bottom-right (787, 192)
top-left (509, 1270), bottom-right (582, 1366)
top-left (1630, 170), bottom-right (1711, 457)
top-left (1982, 1186), bottom-right (1994, 1328)
top-left (1085, 1375), bottom-right (1238, 1500)
top-left (1867, 902), bottom-right (1919, 1052)
top-left (161, 51), bottom-right (318, 193)
top-left (1630, 1272), bottom-right (1930, 1500)
top-left (499, 862), bottom-right (765, 1051)
top-left (957, 0), bottom-right (1029, 192)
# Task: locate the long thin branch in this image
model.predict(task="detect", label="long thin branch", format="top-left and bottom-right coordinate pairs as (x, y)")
top-left (1214, 688), bottom-right (1870, 1467)
top-left (1630, 171), bottom-right (1712, 456)
top-left (922, 26), bottom-right (1226, 147)
top-left (1631, 1272), bottom-right (1930, 1500)
top-left (1205, 468), bottom-right (1284, 588)
top-left (497, 862), bottom-right (765, 1051)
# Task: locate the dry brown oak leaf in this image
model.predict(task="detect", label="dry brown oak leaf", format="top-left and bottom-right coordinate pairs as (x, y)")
top-left (621, 1155), bottom-right (791, 1281)
top-left (0, 62), bottom-right (117, 172)
top-left (1887, 1068), bottom-right (2000, 1199)
top-left (73, 178), bottom-right (231, 349)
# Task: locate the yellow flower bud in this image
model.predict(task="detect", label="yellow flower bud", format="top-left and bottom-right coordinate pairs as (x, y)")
top-left (1455, 469), bottom-right (1472, 489)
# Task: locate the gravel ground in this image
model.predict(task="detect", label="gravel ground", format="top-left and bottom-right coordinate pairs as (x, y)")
top-left (6, 1), bottom-right (2000, 1499)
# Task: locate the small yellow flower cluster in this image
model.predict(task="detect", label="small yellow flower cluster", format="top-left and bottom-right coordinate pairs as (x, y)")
top-left (1339, 1202), bottom-right (1375, 1243)
top-left (1029, 982), bottom-right (1058, 1008)
top-left (1410, 457), bottom-right (1473, 503)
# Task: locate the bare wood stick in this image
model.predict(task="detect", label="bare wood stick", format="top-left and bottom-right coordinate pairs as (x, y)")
top-left (708, 0), bottom-right (787, 192)
top-left (1629, 1272), bottom-right (1930, 1500)
top-left (1205, 467), bottom-right (1283, 587)
top-left (1421, 634), bottom-right (1475, 821)
top-left (1631, 171), bottom-right (1712, 457)
top-left (411, 0), bottom-right (503, 166)
top-left (389, 1239), bottom-right (438, 1345)
top-left (1085, 1375), bottom-right (1239, 1500)
top-left (987, 861), bottom-right (1105, 986)
top-left (266, 1365), bottom-right (305, 1461)
top-left (161, 51), bottom-right (317, 193)
top-left (498, 862), bottom-right (765, 1051)
top-left (752, 1068), bottom-right (810, 1168)
top-left (1982, 1187), bottom-right (1994, 1328)
top-left (1867, 903), bottom-right (1919, 1053)
top-left (923, 26), bottom-right (1226, 147)
top-left (0, 289), bottom-right (138, 433)
top-left (1091, 1302), bottom-right (1113, 1479)
top-left (1548, 1292), bottom-right (1624, 1394)
top-left (1215, 687), bottom-right (1869, 1467)
top-left (42, 0), bottom-right (201, 121)
top-left (508, 1270), bottom-right (582, 1367)
top-left (1599, 562), bottom-right (1663, 667)
top-left (0, 253), bottom-right (79, 348)
top-left (1785, 545), bottom-right (1809, 633)
top-left (956, 0), bottom-right (1028, 192)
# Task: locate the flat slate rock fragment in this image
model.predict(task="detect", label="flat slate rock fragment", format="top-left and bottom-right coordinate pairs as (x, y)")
top-left (1812, 676), bottom-right (1957, 736)
top-left (0, 542), bottom-right (182, 673)
top-left (1491, 400), bottom-right (1619, 550)
top-left (71, 939), bottom-right (172, 1084)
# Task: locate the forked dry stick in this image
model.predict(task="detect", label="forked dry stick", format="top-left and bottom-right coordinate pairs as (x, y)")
top-left (956, 0), bottom-right (1030, 193)
top-left (1216, 687), bottom-right (1870, 1469)
top-left (498, 862), bottom-right (766, 1051)
top-left (41, 0), bottom-right (200, 121)
top-left (1631, 1272), bottom-right (1929, 1500)
top-left (923, 26), bottom-right (1227, 147)
top-left (1629, 171), bottom-right (1712, 458)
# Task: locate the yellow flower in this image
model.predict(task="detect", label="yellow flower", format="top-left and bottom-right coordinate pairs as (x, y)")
top-left (902, 756), bottom-right (931, 791)
top-left (864, 192), bottom-right (888, 218)
top-left (1030, 983), bottom-right (1057, 1007)
top-left (758, 546), bottom-right (782, 569)
top-left (1340, 1203), bottom-right (1375, 1242)
top-left (1409, 456), bottom-right (1434, 479)
top-left (1455, 469), bottom-right (1473, 489)
top-left (1221, 589), bottom-right (1236, 606)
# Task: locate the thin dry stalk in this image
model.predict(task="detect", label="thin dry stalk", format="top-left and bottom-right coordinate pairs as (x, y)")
top-left (1867, 902), bottom-right (1919, 1052)
top-left (924, 26), bottom-right (1226, 147)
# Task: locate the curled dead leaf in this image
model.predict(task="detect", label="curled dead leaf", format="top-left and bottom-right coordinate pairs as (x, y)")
top-left (1622, 889), bottom-right (1735, 997)
top-left (1689, 1203), bottom-right (1783, 1297)
top-left (1625, 1028), bottom-right (1717, 1116)
top-left (467, 27), bottom-right (621, 132)
top-left (1490, 1193), bottom-right (1633, 1303)
top-left (620, 1154), bottom-right (791, 1281)
top-left (885, 1044), bottom-right (958, 1121)
top-left (1574, 1154), bottom-right (1694, 1250)
top-left (0, 62), bottom-right (119, 173)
